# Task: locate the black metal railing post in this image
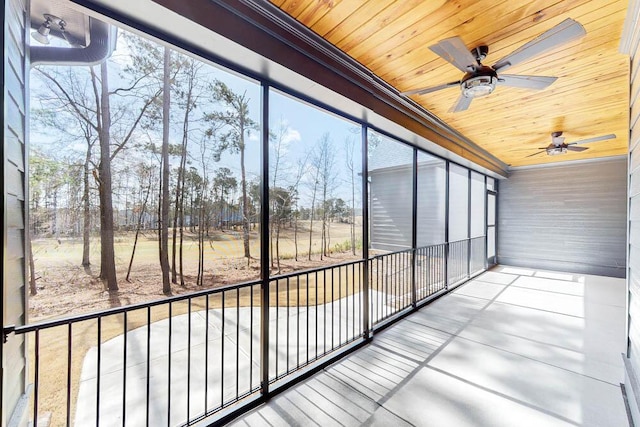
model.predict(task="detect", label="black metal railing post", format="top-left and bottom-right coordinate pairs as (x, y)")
top-left (467, 170), bottom-right (472, 279)
top-left (484, 176), bottom-right (489, 270)
top-left (444, 161), bottom-right (450, 289)
top-left (362, 124), bottom-right (371, 339)
top-left (411, 148), bottom-right (418, 308)
top-left (259, 82), bottom-right (270, 396)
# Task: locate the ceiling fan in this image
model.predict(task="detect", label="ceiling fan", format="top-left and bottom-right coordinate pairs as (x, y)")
top-left (401, 18), bottom-right (586, 112)
top-left (526, 132), bottom-right (617, 157)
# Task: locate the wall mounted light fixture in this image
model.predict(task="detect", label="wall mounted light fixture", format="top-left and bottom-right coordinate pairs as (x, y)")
top-left (31, 14), bottom-right (66, 45)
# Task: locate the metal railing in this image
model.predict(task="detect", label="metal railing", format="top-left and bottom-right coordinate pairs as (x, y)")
top-left (18, 282), bottom-right (262, 427)
top-left (470, 236), bottom-right (486, 276)
top-left (369, 248), bottom-right (413, 324)
top-left (448, 239), bottom-right (470, 285)
top-left (268, 260), bottom-right (364, 382)
top-left (415, 243), bottom-right (447, 301)
top-left (8, 238), bottom-right (486, 426)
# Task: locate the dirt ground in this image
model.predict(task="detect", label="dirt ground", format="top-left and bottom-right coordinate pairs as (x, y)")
top-left (29, 223), bottom-right (362, 322)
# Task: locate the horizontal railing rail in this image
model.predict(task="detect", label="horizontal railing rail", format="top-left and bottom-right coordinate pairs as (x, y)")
top-left (10, 238), bottom-right (488, 426)
top-left (12, 278), bottom-right (262, 334)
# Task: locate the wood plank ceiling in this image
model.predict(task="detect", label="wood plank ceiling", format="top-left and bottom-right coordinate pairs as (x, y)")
top-left (269, 0), bottom-right (630, 167)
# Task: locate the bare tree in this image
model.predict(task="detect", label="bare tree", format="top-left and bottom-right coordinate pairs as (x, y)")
top-left (32, 68), bottom-right (98, 266)
top-left (213, 167), bottom-right (237, 230)
top-left (344, 136), bottom-right (357, 255)
top-left (171, 56), bottom-right (205, 285)
top-left (314, 133), bottom-right (337, 259)
top-left (307, 157), bottom-right (321, 261)
top-left (204, 81), bottom-right (258, 263)
top-left (269, 121), bottom-right (289, 269)
top-left (126, 163), bottom-right (154, 281)
top-left (159, 47), bottom-right (172, 295)
top-left (94, 62), bottom-right (119, 290)
top-left (34, 33), bottom-right (164, 291)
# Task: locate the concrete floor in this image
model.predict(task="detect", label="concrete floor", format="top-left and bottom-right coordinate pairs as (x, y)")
top-left (229, 266), bottom-right (629, 427)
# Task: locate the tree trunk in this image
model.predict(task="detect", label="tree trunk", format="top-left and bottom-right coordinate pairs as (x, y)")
top-left (197, 191), bottom-right (205, 286)
top-left (160, 47), bottom-right (171, 295)
top-left (240, 141), bottom-right (251, 262)
top-left (308, 202), bottom-right (315, 261)
top-left (52, 190), bottom-right (58, 238)
top-left (126, 175), bottom-right (151, 282)
top-left (275, 219), bottom-right (281, 273)
top-left (294, 205), bottom-right (299, 262)
top-left (350, 155), bottom-right (356, 255)
top-left (171, 165), bottom-right (181, 283)
top-left (82, 147), bottom-right (91, 266)
top-left (97, 62), bottom-right (118, 291)
top-left (28, 238), bottom-right (37, 296)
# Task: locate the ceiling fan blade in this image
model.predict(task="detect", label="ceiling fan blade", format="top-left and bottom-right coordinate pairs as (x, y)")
top-left (566, 145), bottom-right (588, 152)
top-left (449, 93), bottom-right (472, 113)
top-left (497, 74), bottom-right (558, 90)
top-left (429, 37), bottom-right (478, 73)
top-left (493, 18), bottom-right (586, 72)
top-left (525, 150), bottom-right (546, 158)
top-left (401, 81), bottom-right (460, 96)
top-left (569, 133), bottom-right (616, 145)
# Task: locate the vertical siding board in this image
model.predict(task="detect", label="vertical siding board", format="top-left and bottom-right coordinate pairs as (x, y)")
top-left (6, 130), bottom-right (25, 172)
top-left (631, 147), bottom-right (640, 172)
top-left (3, 0), bottom-right (28, 424)
top-left (631, 126), bottom-right (640, 153)
top-left (5, 165), bottom-right (25, 200)
top-left (8, 36), bottom-right (24, 86)
top-left (6, 195), bottom-right (24, 229)
top-left (6, 95), bottom-right (24, 142)
top-left (498, 158), bottom-right (627, 277)
top-left (632, 93), bottom-right (640, 131)
top-left (633, 166), bottom-right (640, 198)
top-left (7, 70), bottom-right (25, 115)
top-left (623, 8), bottom-right (640, 423)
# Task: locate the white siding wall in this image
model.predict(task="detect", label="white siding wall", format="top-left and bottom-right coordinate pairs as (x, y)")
top-left (623, 2), bottom-right (640, 423)
top-left (2, 0), bottom-right (28, 425)
top-left (370, 167), bottom-right (413, 251)
top-left (498, 158), bottom-right (627, 278)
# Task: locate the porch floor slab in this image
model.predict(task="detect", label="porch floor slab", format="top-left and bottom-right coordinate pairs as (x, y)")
top-left (229, 265), bottom-right (629, 427)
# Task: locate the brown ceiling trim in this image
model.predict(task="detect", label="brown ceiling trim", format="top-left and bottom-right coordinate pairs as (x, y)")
top-left (148, 0), bottom-right (508, 175)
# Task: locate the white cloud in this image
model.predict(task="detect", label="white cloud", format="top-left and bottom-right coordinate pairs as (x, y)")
top-left (284, 128), bottom-right (301, 144)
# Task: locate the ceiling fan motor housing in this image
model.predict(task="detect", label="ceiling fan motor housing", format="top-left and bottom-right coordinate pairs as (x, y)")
top-left (461, 65), bottom-right (498, 98)
top-left (546, 147), bottom-right (567, 155)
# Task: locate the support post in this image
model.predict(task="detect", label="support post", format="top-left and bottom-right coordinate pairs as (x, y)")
top-left (411, 148), bottom-right (418, 307)
top-left (260, 83), bottom-right (270, 395)
top-left (362, 125), bottom-right (371, 339)
top-left (467, 169), bottom-right (472, 278)
top-left (444, 161), bottom-right (450, 289)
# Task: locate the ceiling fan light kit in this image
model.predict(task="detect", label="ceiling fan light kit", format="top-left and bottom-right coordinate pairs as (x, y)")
top-left (546, 146), bottom-right (568, 156)
top-left (461, 73), bottom-right (497, 98)
top-left (402, 18), bottom-right (587, 112)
